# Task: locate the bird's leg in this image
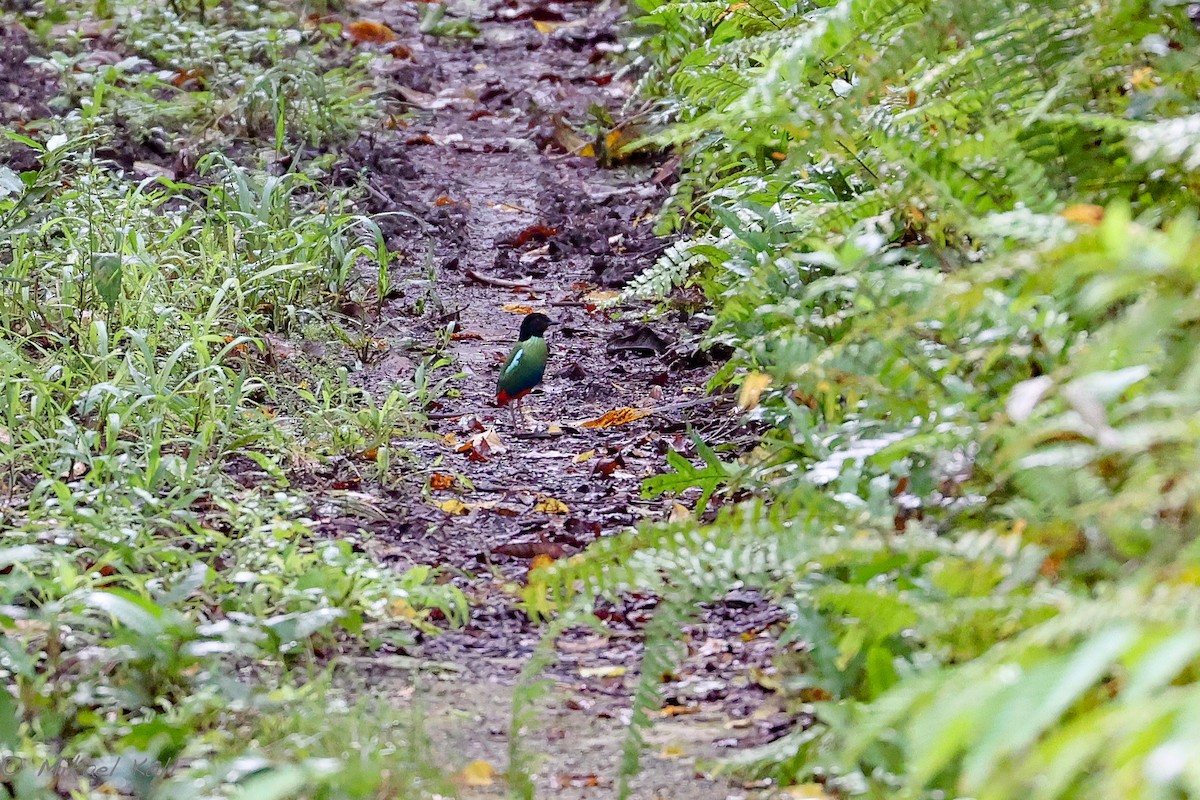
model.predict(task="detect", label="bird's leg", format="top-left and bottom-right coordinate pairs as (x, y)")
top-left (509, 400), bottom-right (519, 428)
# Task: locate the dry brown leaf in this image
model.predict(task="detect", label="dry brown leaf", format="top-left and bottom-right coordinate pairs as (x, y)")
top-left (456, 429), bottom-right (507, 461)
top-left (535, 496), bottom-right (570, 514)
top-left (582, 407), bottom-right (650, 428)
top-left (430, 473), bottom-right (455, 490)
top-left (506, 224), bottom-right (558, 248)
top-left (737, 371), bottom-right (772, 411)
top-left (1059, 204), bottom-right (1105, 226)
top-left (346, 19), bottom-right (398, 44)
top-left (454, 760), bottom-right (496, 787)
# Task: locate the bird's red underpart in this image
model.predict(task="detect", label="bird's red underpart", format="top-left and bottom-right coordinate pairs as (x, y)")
top-left (496, 389), bottom-right (531, 406)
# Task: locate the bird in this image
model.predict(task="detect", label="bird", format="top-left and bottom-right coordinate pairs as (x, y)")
top-left (496, 312), bottom-right (555, 427)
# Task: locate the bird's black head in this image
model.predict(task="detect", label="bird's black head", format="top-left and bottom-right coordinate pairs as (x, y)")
top-left (518, 312), bottom-right (554, 341)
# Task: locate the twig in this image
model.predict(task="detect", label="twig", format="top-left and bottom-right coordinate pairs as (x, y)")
top-left (466, 270), bottom-right (534, 289)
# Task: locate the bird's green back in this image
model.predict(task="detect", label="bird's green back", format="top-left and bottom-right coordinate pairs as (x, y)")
top-left (497, 336), bottom-right (548, 397)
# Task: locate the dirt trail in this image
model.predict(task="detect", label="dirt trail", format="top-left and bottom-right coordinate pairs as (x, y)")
top-left (322, 0), bottom-right (789, 795)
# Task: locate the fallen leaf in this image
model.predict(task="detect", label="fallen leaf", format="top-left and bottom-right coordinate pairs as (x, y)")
top-left (581, 288), bottom-right (620, 308)
top-left (169, 67), bottom-right (205, 89)
top-left (669, 502), bottom-right (692, 522)
top-left (781, 785), bottom-right (832, 799)
top-left (659, 744), bottom-right (686, 759)
top-left (552, 116), bottom-right (594, 157)
top-left (361, 448), bottom-right (378, 461)
top-left (456, 429), bottom-right (507, 461)
top-left (532, 17), bottom-right (588, 33)
top-left (502, 303), bottom-right (536, 314)
top-left (436, 498), bottom-right (470, 515)
top-left (582, 407), bottom-right (650, 428)
top-left (331, 478), bottom-right (361, 490)
top-left (738, 371), bottom-right (772, 411)
top-left (535, 496), bottom-right (570, 514)
top-left (493, 541), bottom-right (568, 558)
top-left (660, 704), bottom-right (699, 717)
top-left (450, 331), bottom-right (483, 340)
top-left (346, 19), bottom-right (398, 43)
top-left (430, 473), bottom-right (455, 490)
top-left (1059, 204), bottom-right (1105, 226)
top-left (579, 665), bottom-right (627, 679)
top-left (530, 553), bottom-right (556, 572)
top-left (454, 760), bottom-right (496, 787)
top-left (573, 449), bottom-right (596, 463)
top-left (556, 773), bottom-right (601, 788)
top-left (505, 224), bottom-right (558, 248)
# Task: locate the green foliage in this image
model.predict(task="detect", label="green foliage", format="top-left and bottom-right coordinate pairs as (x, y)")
top-left (520, 0), bottom-right (1200, 797)
top-left (0, 7), bottom-right (458, 794)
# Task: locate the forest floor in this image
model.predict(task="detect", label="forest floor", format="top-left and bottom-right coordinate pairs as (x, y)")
top-left (327, 0), bottom-right (789, 796)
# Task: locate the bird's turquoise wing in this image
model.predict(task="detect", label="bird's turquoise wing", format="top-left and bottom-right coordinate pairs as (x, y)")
top-left (497, 338), bottom-right (548, 397)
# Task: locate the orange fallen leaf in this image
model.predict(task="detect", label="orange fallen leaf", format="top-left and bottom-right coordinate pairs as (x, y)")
top-left (169, 67), bottom-right (205, 89)
top-left (502, 303), bottom-right (536, 314)
top-left (660, 704), bottom-right (699, 717)
top-left (1059, 204), bottom-right (1105, 226)
top-left (435, 195), bottom-right (458, 206)
top-left (530, 553), bottom-right (556, 572)
top-left (532, 17), bottom-right (587, 33)
top-left (346, 19), bottom-right (397, 44)
top-left (450, 331), bottom-right (483, 340)
top-left (582, 407), bottom-right (650, 428)
top-left (361, 448), bottom-right (378, 461)
top-left (430, 473), bottom-right (454, 490)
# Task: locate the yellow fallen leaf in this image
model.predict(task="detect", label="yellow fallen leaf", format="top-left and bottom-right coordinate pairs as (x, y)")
top-left (1059, 204), bottom-right (1105, 226)
top-left (581, 407), bottom-right (650, 428)
top-left (659, 744), bottom-right (686, 759)
top-left (781, 784), bottom-right (831, 799)
top-left (502, 303), bottom-right (536, 314)
top-left (454, 760), bottom-right (496, 787)
top-left (532, 17), bottom-right (588, 33)
top-left (530, 553), bottom-right (556, 572)
top-left (436, 498), bottom-right (470, 515)
top-left (579, 665), bottom-right (627, 679)
top-left (573, 449), bottom-right (596, 463)
top-left (535, 496), bottom-right (570, 514)
top-left (738, 371), bottom-right (772, 411)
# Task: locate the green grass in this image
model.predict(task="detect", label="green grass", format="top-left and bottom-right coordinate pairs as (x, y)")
top-left (0, 2), bottom-right (465, 796)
